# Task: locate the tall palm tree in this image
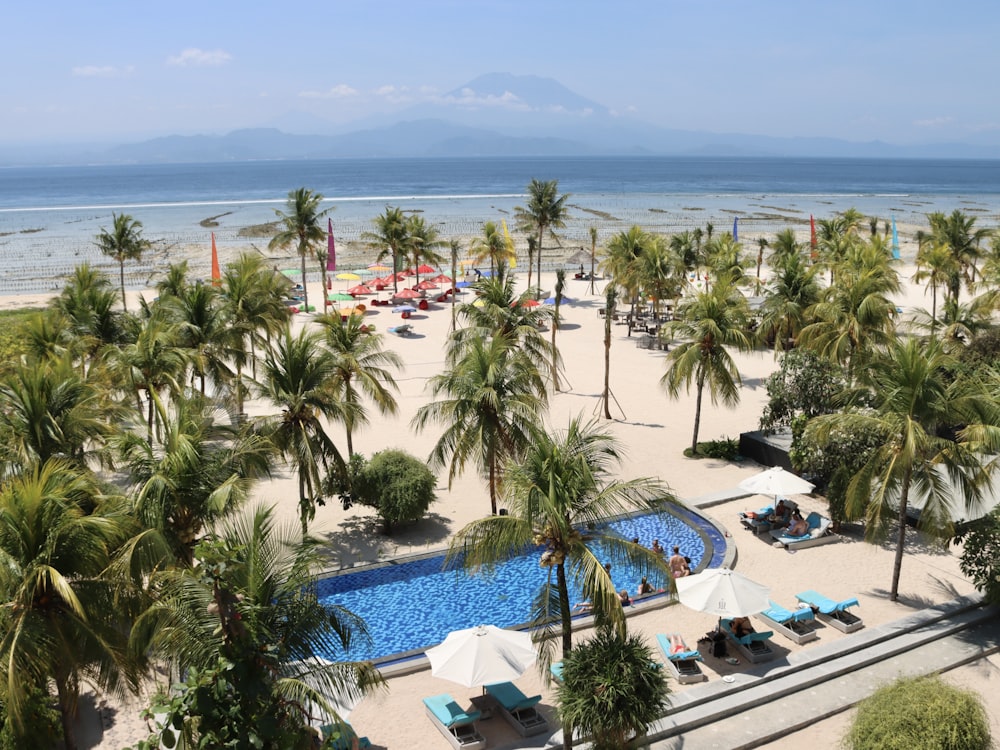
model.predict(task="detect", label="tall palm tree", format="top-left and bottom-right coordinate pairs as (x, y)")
top-left (602, 285), bottom-right (617, 420)
top-left (805, 337), bottom-right (1000, 600)
top-left (316, 312), bottom-right (404, 456)
top-left (130, 504), bottom-right (382, 747)
top-left (515, 179), bottom-right (570, 300)
top-left (913, 241), bottom-right (961, 335)
top-left (413, 334), bottom-right (547, 515)
top-left (362, 206), bottom-right (409, 294)
top-left (588, 226), bottom-right (599, 295)
top-left (447, 417), bottom-right (671, 750)
top-left (705, 233), bottom-right (751, 289)
top-left (269, 188), bottom-right (330, 315)
top-left (661, 276), bottom-right (752, 454)
top-left (601, 226), bottom-right (653, 336)
top-left (162, 280), bottom-right (237, 398)
top-left (259, 328), bottom-right (346, 534)
top-left (927, 209), bottom-right (992, 302)
top-left (551, 269), bottom-right (566, 392)
top-left (0, 460), bottom-right (140, 750)
top-left (765, 228), bottom-right (803, 269)
top-left (51, 263), bottom-right (129, 374)
top-left (221, 253), bottom-right (292, 414)
top-left (117, 394), bottom-right (275, 565)
top-left (95, 213), bottom-right (152, 311)
top-left (470, 220), bottom-right (514, 276)
top-left (405, 214), bottom-right (445, 285)
top-left (637, 237), bottom-right (682, 318)
top-left (757, 252), bottom-right (823, 353)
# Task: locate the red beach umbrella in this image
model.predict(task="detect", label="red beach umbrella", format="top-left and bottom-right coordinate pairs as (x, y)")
top-left (515, 298), bottom-right (541, 308)
top-left (393, 288), bottom-right (421, 299)
top-left (347, 284), bottom-right (373, 296)
top-left (416, 264), bottom-right (437, 275)
top-left (430, 273), bottom-right (454, 284)
top-left (415, 280), bottom-right (439, 291)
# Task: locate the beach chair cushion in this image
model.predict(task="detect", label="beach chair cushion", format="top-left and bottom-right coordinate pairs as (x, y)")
top-left (721, 619), bottom-right (774, 645)
top-left (656, 633), bottom-right (703, 662)
top-left (761, 600), bottom-right (814, 624)
top-left (483, 682), bottom-right (542, 712)
top-left (423, 694), bottom-right (482, 728)
top-left (550, 661), bottom-right (564, 682)
top-left (795, 589), bottom-right (860, 615)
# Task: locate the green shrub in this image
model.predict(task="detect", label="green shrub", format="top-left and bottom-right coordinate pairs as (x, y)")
top-left (698, 437), bottom-right (739, 460)
top-left (353, 449), bottom-right (437, 534)
top-left (843, 674), bottom-right (991, 750)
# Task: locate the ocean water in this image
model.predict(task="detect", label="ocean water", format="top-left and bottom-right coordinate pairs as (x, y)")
top-left (1, 156), bottom-right (998, 294)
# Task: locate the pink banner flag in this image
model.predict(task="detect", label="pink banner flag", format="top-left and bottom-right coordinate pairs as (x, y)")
top-left (327, 218), bottom-right (337, 272)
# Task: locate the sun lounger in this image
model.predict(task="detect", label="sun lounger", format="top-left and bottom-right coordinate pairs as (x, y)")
top-left (320, 721), bottom-right (372, 750)
top-left (483, 681), bottom-right (549, 737)
top-left (655, 633), bottom-right (707, 684)
top-left (720, 619), bottom-right (776, 663)
top-left (740, 500), bottom-right (798, 536)
top-left (388, 324), bottom-right (413, 336)
top-left (755, 600), bottom-right (818, 644)
top-left (422, 694), bottom-right (486, 750)
top-left (770, 511), bottom-right (839, 549)
top-left (550, 661), bottom-right (564, 683)
top-left (795, 590), bottom-right (864, 633)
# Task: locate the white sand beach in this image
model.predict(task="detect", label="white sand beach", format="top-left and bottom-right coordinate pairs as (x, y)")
top-left (8, 256), bottom-right (998, 749)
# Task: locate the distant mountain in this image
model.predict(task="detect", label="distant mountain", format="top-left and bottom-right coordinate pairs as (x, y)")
top-left (7, 73), bottom-right (1000, 165)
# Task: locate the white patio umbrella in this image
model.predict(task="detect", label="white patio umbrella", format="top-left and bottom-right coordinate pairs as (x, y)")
top-left (425, 624), bottom-right (536, 688)
top-left (675, 568), bottom-right (771, 618)
top-left (738, 466), bottom-right (814, 501)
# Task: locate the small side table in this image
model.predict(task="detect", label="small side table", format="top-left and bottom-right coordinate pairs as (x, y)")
top-left (470, 693), bottom-right (497, 720)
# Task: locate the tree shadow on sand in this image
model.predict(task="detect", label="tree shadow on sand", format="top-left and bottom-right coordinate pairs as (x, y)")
top-left (314, 511), bottom-right (453, 568)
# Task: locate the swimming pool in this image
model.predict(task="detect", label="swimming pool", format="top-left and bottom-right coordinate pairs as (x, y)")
top-left (315, 504), bottom-right (725, 664)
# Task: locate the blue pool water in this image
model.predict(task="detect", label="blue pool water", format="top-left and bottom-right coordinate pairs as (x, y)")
top-left (315, 505), bottom-right (725, 664)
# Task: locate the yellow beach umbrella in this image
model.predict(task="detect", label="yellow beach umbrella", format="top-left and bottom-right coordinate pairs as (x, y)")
top-left (336, 272), bottom-right (361, 281)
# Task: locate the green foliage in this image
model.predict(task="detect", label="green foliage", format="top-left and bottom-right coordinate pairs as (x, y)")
top-left (697, 437), bottom-right (739, 460)
top-left (352, 449), bottom-right (438, 533)
top-left (843, 674), bottom-right (991, 750)
top-left (0, 682), bottom-right (61, 750)
top-left (960, 328), bottom-right (1000, 378)
top-left (0, 308), bottom-right (42, 363)
top-left (759, 349), bottom-right (846, 433)
top-left (954, 506), bottom-right (1000, 605)
top-left (556, 629), bottom-right (670, 750)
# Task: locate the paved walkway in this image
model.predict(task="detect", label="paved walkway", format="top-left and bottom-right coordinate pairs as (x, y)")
top-left (520, 594), bottom-right (999, 750)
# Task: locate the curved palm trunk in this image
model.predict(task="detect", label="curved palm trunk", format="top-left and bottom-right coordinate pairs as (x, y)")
top-left (691, 368), bottom-right (706, 454)
top-left (556, 560), bottom-right (574, 750)
top-left (890, 466), bottom-right (913, 602)
top-left (930, 285), bottom-right (938, 336)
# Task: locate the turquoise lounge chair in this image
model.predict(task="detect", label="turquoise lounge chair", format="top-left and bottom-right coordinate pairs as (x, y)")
top-left (422, 694), bottom-right (485, 750)
top-left (655, 633), bottom-right (706, 684)
top-left (483, 681), bottom-right (549, 737)
top-left (720, 618), bottom-right (776, 663)
top-left (795, 589), bottom-right (864, 633)
top-left (770, 511), bottom-right (838, 549)
top-left (756, 600), bottom-right (818, 644)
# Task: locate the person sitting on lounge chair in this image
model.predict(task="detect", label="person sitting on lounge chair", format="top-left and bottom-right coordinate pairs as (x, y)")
top-left (768, 499), bottom-right (791, 527)
top-left (786, 510), bottom-right (808, 536)
top-left (731, 616), bottom-right (754, 638)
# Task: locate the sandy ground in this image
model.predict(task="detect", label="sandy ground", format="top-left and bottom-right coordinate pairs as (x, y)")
top-left (11, 263), bottom-right (994, 749)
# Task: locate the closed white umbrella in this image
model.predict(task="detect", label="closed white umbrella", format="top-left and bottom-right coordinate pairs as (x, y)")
top-left (425, 624), bottom-right (536, 688)
top-left (738, 467), bottom-right (814, 500)
top-left (675, 568), bottom-right (771, 618)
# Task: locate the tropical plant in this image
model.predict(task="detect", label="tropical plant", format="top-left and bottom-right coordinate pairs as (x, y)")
top-left (0, 460), bottom-right (140, 750)
top-left (515, 179), bottom-right (570, 299)
top-left (268, 187), bottom-right (330, 315)
top-left (362, 206), bottom-right (409, 293)
top-left (843, 674), bottom-right (991, 750)
top-left (413, 333), bottom-right (546, 515)
top-left (927, 209), bottom-right (992, 303)
top-left (51, 263), bottom-right (131, 372)
top-left (258, 328), bottom-right (347, 535)
top-left (95, 213), bottom-right (152, 311)
top-left (757, 252), bottom-right (823, 353)
top-left (556, 629), bottom-right (670, 750)
top-left (349, 449), bottom-right (438, 534)
top-left (601, 226), bottom-right (652, 334)
top-left (470, 220), bottom-right (514, 276)
top-left (117, 394), bottom-right (274, 565)
top-left (405, 213), bottom-right (445, 285)
top-left (955, 504), bottom-right (1000, 605)
top-left (446, 417), bottom-right (671, 750)
top-left (161, 279), bottom-right (236, 397)
top-left (551, 269), bottom-right (566, 391)
top-left (913, 240), bottom-right (961, 333)
top-left (601, 285), bottom-right (617, 420)
top-left (130, 505), bottom-right (383, 749)
top-left (316, 312), bottom-right (403, 456)
top-left (662, 276), bottom-right (753, 453)
top-left (804, 337), bottom-right (1000, 600)
top-left (588, 226), bottom-right (599, 294)
top-left (758, 349), bottom-right (846, 433)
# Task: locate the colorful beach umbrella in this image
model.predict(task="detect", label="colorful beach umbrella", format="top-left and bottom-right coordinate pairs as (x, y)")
top-left (392, 305), bottom-right (417, 314)
top-left (515, 298), bottom-right (541, 308)
top-left (732, 216), bottom-right (739, 242)
top-left (415, 264), bottom-right (437, 275)
top-left (347, 284), bottom-right (373, 296)
top-left (393, 288), bottom-right (421, 299)
top-left (415, 280), bottom-right (439, 291)
top-left (368, 263), bottom-right (391, 272)
top-left (328, 292), bottom-right (355, 302)
top-left (543, 295), bottom-right (574, 305)
top-left (891, 216), bottom-right (900, 260)
top-left (430, 274), bottom-right (454, 284)
top-left (336, 272), bottom-right (361, 281)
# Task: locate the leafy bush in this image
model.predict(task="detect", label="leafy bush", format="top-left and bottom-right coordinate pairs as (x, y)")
top-left (557, 630), bottom-right (669, 750)
top-left (0, 309), bottom-right (43, 365)
top-left (353, 450), bottom-right (438, 534)
top-left (759, 349), bottom-right (846, 433)
top-left (698, 437), bottom-right (739, 460)
top-left (843, 674), bottom-right (991, 750)
top-left (955, 505), bottom-right (1000, 605)
top-left (0, 682), bottom-right (61, 750)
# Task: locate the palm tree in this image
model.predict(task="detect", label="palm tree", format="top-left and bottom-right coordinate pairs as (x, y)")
top-left (405, 214), bottom-right (445, 285)
top-left (705, 233), bottom-right (751, 289)
top-left (927, 209), bottom-right (992, 302)
top-left (601, 226), bottom-right (653, 336)
top-left (155, 259), bottom-right (191, 299)
top-left (0, 460), bottom-right (140, 750)
top-left (362, 206), bottom-right (409, 294)
top-left (914, 239), bottom-right (962, 332)
top-left (515, 179), bottom-right (570, 299)
top-left (588, 226), bottom-right (599, 295)
top-left (661, 275), bottom-right (752, 454)
top-left (470, 220), bottom-right (514, 276)
top-left (259, 328), bottom-right (346, 534)
top-left (766, 228), bottom-right (803, 269)
top-left (637, 237), bottom-right (682, 318)
top-left (316, 312), bottom-right (404, 456)
top-left (269, 188), bottom-right (330, 315)
top-left (221, 253), bottom-right (292, 414)
top-left (805, 337), bottom-right (1000, 600)
top-left (757, 252), bottom-right (823, 353)
top-left (551, 269), bottom-right (566, 391)
top-left (95, 213), bottom-right (152, 311)
top-left (162, 280), bottom-right (237, 398)
top-left (51, 263), bottom-right (129, 373)
top-left (413, 334), bottom-right (546, 515)
top-left (602, 285), bottom-right (617, 420)
top-left (130, 504), bottom-right (383, 747)
top-left (447, 417), bottom-right (671, 750)
top-left (117, 394), bottom-right (275, 565)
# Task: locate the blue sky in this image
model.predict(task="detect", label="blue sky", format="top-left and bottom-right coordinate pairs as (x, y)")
top-left (5, 0), bottom-right (999, 145)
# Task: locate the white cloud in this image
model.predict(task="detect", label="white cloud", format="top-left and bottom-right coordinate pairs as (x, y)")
top-left (72, 65), bottom-right (132, 77)
top-left (298, 84), bottom-right (359, 99)
top-left (914, 116), bottom-right (954, 128)
top-left (167, 48), bottom-right (232, 67)
top-left (440, 88), bottom-right (530, 111)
